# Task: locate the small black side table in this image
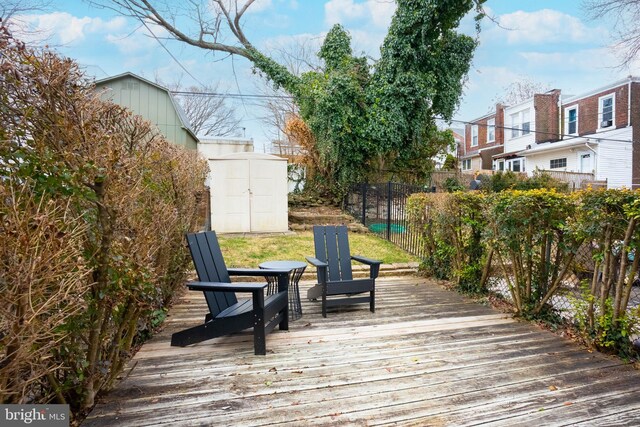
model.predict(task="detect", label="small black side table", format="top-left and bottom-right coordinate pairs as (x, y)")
top-left (259, 260), bottom-right (306, 321)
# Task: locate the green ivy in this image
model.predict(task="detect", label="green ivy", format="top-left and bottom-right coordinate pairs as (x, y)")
top-left (247, 0), bottom-right (485, 196)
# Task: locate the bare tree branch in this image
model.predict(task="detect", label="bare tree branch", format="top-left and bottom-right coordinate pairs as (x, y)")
top-left (583, 0), bottom-right (640, 67)
top-left (89, 0), bottom-right (253, 58)
top-left (490, 78), bottom-right (551, 109)
top-left (252, 36), bottom-right (321, 153)
top-left (0, 0), bottom-right (53, 41)
top-left (162, 79), bottom-right (243, 137)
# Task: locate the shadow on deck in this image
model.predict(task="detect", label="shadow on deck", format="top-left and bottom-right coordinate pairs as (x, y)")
top-left (84, 276), bottom-right (640, 426)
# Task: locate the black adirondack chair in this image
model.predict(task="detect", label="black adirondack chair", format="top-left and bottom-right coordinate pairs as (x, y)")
top-left (170, 231), bottom-right (289, 355)
top-left (306, 225), bottom-right (382, 317)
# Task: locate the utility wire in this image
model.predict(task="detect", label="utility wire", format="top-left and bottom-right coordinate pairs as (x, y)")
top-left (446, 118), bottom-right (635, 145)
top-left (170, 90), bottom-right (635, 145)
top-left (171, 90), bottom-right (293, 100)
top-left (140, 21), bottom-right (206, 87)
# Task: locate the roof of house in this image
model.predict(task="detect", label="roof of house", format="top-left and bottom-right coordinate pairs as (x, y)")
top-left (95, 72), bottom-right (198, 141)
top-left (493, 149), bottom-right (524, 159)
top-left (562, 76), bottom-right (640, 104)
top-left (516, 138), bottom-right (600, 157)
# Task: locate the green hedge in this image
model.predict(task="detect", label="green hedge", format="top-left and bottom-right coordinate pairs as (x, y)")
top-left (408, 189), bottom-right (640, 356)
top-left (0, 28), bottom-right (208, 412)
top-left (407, 192), bottom-right (488, 293)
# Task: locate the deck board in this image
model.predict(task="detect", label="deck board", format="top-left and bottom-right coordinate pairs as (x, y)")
top-left (84, 276), bottom-right (640, 426)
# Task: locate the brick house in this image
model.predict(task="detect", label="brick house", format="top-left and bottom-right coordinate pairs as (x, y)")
top-left (521, 77), bottom-right (640, 188)
top-left (459, 104), bottom-right (505, 172)
top-left (494, 89), bottom-right (561, 173)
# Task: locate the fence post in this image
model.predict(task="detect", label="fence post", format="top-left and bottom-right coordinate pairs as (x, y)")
top-left (361, 183), bottom-right (367, 226)
top-left (386, 181), bottom-right (392, 240)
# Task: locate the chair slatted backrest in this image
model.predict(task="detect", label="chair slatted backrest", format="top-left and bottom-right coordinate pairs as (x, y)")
top-left (313, 225), bottom-right (354, 283)
top-left (186, 231), bottom-right (237, 318)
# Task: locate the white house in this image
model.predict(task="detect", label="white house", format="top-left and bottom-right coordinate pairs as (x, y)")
top-left (519, 78), bottom-right (639, 189)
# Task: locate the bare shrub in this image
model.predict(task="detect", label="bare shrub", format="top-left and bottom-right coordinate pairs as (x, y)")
top-left (0, 25), bottom-right (208, 413)
top-left (0, 183), bottom-right (90, 403)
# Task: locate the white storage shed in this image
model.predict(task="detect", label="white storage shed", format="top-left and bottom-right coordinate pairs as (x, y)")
top-left (208, 152), bottom-right (289, 233)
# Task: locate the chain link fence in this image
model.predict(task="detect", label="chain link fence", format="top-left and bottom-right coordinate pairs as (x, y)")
top-left (486, 242), bottom-right (640, 323)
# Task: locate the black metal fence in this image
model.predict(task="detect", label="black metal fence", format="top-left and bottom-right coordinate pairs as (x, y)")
top-left (344, 182), bottom-right (431, 258)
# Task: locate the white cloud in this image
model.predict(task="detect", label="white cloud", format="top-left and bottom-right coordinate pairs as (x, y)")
top-left (325, 0), bottom-right (366, 24)
top-left (324, 0), bottom-right (395, 28)
top-left (368, 1), bottom-right (396, 28)
top-left (519, 48), bottom-right (621, 73)
top-left (494, 9), bottom-right (608, 45)
top-left (321, 0), bottom-right (394, 57)
top-left (245, 0), bottom-right (274, 13)
top-left (15, 12), bottom-right (127, 45)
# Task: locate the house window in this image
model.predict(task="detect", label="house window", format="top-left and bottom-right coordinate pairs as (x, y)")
top-left (508, 158), bottom-right (525, 172)
top-left (566, 106), bottom-right (578, 135)
top-left (550, 158), bottom-right (567, 169)
top-left (461, 159), bottom-right (472, 170)
top-left (487, 118), bottom-right (495, 142)
top-left (598, 94), bottom-right (615, 129)
top-left (471, 125), bottom-right (478, 146)
top-left (510, 113), bottom-right (520, 138)
top-left (509, 108), bottom-right (531, 138)
top-left (498, 160), bottom-right (504, 171)
top-left (521, 109), bottom-right (530, 135)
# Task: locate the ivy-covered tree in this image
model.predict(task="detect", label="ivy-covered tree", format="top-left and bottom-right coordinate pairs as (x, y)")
top-left (99, 0), bottom-right (485, 195)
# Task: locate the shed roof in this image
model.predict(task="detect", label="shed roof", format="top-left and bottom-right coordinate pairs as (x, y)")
top-left (95, 72), bottom-right (198, 141)
top-left (211, 152), bottom-right (287, 161)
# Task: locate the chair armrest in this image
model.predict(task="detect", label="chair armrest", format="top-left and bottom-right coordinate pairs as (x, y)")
top-left (186, 281), bottom-right (268, 292)
top-left (305, 256), bottom-right (328, 284)
top-left (228, 268), bottom-right (291, 278)
top-left (305, 256), bottom-right (328, 268)
top-left (351, 255), bottom-right (381, 279)
top-left (351, 255), bottom-right (382, 266)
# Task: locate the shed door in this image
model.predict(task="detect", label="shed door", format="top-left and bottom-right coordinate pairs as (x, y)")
top-left (211, 159), bottom-right (251, 233)
top-left (249, 159), bottom-right (288, 232)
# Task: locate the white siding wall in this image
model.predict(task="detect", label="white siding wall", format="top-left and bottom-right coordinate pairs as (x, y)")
top-left (597, 141), bottom-right (632, 188)
top-left (595, 127), bottom-right (632, 188)
top-left (504, 99), bottom-right (536, 153)
top-left (526, 151), bottom-right (580, 174)
top-left (524, 127), bottom-right (633, 189)
top-left (98, 75), bottom-right (198, 150)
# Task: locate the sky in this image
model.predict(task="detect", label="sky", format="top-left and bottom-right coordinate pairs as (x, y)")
top-left (8, 0), bottom-right (635, 151)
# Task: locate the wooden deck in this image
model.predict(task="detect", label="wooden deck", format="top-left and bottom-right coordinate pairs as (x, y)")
top-left (84, 276), bottom-right (640, 426)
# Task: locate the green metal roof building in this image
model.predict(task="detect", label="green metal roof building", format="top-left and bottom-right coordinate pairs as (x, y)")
top-left (95, 72), bottom-right (198, 150)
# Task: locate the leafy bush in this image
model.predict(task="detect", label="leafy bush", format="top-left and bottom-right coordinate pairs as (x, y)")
top-left (409, 182), bottom-right (640, 358)
top-left (0, 28), bottom-right (207, 412)
top-left (407, 192), bottom-right (489, 293)
top-left (570, 189), bottom-right (640, 355)
top-left (485, 189), bottom-right (580, 317)
top-left (479, 170), bottom-right (569, 193)
top-left (443, 176), bottom-right (465, 193)
top-left (441, 154), bottom-right (458, 171)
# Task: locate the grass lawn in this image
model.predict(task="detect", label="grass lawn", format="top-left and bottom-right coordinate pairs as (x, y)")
top-left (218, 231), bottom-right (419, 267)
